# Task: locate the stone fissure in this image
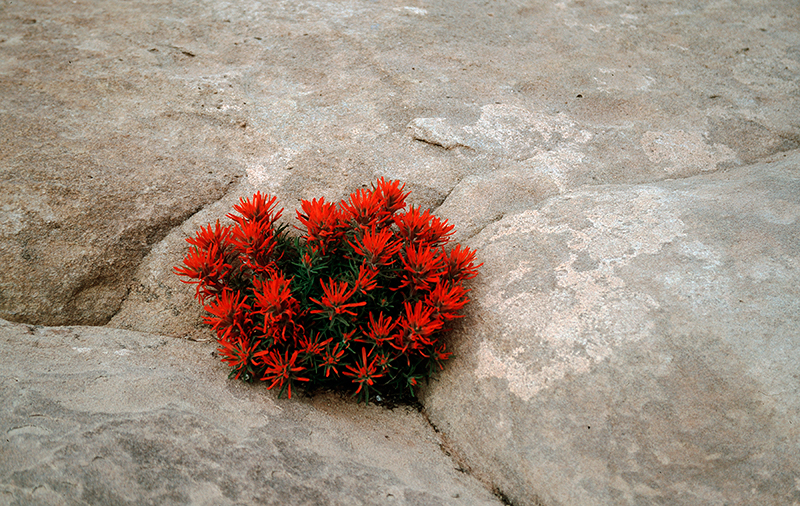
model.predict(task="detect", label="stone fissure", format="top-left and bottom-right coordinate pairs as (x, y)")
top-left (3, 0), bottom-right (798, 503)
top-left (418, 407), bottom-right (523, 505)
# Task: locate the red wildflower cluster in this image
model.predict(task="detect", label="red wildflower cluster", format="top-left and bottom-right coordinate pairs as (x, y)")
top-left (176, 177), bottom-right (481, 402)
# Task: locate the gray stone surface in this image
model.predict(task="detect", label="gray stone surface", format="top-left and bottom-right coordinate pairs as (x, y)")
top-left (3, 0), bottom-right (799, 326)
top-left (2, 0), bottom-right (799, 504)
top-left (0, 319), bottom-right (501, 506)
top-left (423, 154), bottom-right (800, 506)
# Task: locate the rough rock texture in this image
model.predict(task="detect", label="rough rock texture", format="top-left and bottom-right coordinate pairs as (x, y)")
top-left (3, 0), bottom-right (799, 326)
top-left (0, 319), bottom-right (501, 506)
top-left (2, 0), bottom-right (799, 505)
top-left (423, 154), bottom-right (800, 506)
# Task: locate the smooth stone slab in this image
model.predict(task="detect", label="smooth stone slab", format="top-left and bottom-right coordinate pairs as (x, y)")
top-left (423, 152), bottom-right (800, 506)
top-left (0, 320), bottom-right (501, 506)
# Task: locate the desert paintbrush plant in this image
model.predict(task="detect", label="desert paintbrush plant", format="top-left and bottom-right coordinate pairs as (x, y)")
top-left (175, 178), bottom-right (481, 403)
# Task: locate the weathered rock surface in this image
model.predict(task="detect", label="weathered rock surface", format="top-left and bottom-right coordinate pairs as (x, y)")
top-left (423, 153), bottom-right (800, 506)
top-left (0, 319), bottom-right (502, 506)
top-left (3, 0), bottom-right (799, 326)
top-left (2, 0), bottom-right (800, 504)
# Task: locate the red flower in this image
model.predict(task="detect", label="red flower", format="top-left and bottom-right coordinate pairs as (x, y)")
top-left (175, 243), bottom-right (232, 301)
top-left (398, 243), bottom-right (446, 293)
top-left (296, 197), bottom-right (345, 255)
top-left (432, 342), bottom-right (453, 369)
top-left (353, 264), bottom-right (379, 294)
top-left (340, 187), bottom-right (385, 230)
top-left (309, 278), bottom-right (366, 320)
top-left (298, 332), bottom-right (333, 356)
top-left (443, 244), bottom-right (482, 283)
top-left (373, 350), bottom-right (392, 371)
top-left (359, 311), bottom-right (397, 347)
top-left (179, 177), bottom-right (479, 403)
top-left (227, 192), bottom-right (283, 228)
top-left (373, 177), bottom-right (409, 215)
top-left (348, 226), bottom-right (402, 269)
top-left (425, 214), bottom-right (455, 247)
top-left (424, 282), bottom-right (470, 321)
top-left (394, 207), bottom-right (454, 247)
top-left (252, 275), bottom-right (303, 345)
top-left (392, 301), bottom-right (443, 355)
top-left (252, 275), bottom-right (294, 321)
top-left (203, 289), bottom-right (251, 341)
top-left (175, 221), bottom-right (233, 301)
top-left (343, 347), bottom-right (384, 394)
top-left (186, 220), bottom-right (232, 251)
top-left (217, 335), bottom-right (258, 379)
top-left (230, 219), bottom-right (279, 273)
top-left (320, 343), bottom-right (345, 377)
top-left (342, 329), bottom-right (357, 344)
top-left (256, 349), bottom-right (309, 399)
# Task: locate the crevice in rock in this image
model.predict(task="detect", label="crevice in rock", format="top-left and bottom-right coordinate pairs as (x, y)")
top-left (491, 488), bottom-right (516, 506)
top-left (418, 410), bottom-right (472, 475)
top-left (776, 131), bottom-right (800, 154)
top-left (431, 175), bottom-right (465, 211)
top-left (98, 204), bottom-right (208, 326)
top-left (464, 212), bottom-right (506, 242)
top-left (418, 406), bottom-right (533, 506)
top-left (411, 136), bottom-right (470, 151)
top-left (407, 117), bottom-right (473, 151)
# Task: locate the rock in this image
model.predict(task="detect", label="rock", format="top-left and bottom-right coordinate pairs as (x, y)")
top-left (3, 0), bottom-right (799, 327)
top-left (2, 0), bottom-right (799, 504)
top-left (423, 153), bottom-right (800, 506)
top-left (0, 319), bottom-right (502, 506)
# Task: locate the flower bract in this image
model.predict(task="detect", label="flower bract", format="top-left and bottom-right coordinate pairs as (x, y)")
top-left (175, 178), bottom-right (480, 403)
